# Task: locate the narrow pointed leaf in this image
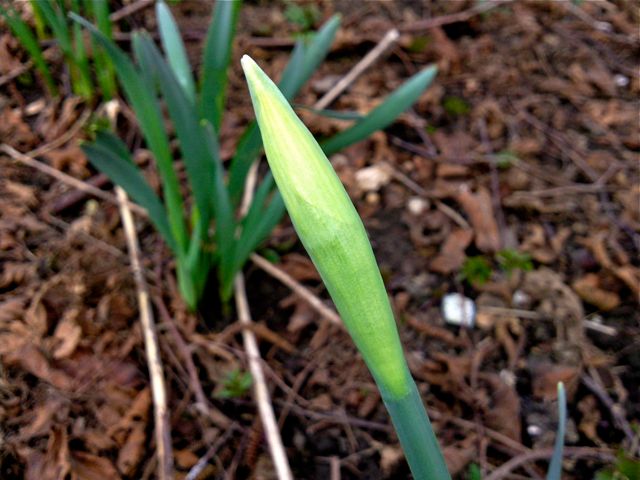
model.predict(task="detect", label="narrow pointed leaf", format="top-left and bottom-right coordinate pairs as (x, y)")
top-left (280, 14), bottom-right (341, 98)
top-left (0, 6), bottom-right (57, 95)
top-left (202, 122), bottom-right (236, 297)
top-left (70, 0), bottom-right (93, 98)
top-left (294, 104), bottom-right (363, 121)
top-left (70, 13), bottom-right (188, 254)
top-left (134, 33), bottom-right (214, 231)
top-left (82, 132), bottom-right (177, 253)
top-left (89, 0), bottom-right (116, 98)
top-left (547, 382), bottom-right (567, 480)
top-left (156, 0), bottom-right (196, 102)
top-left (199, 0), bottom-right (242, 130)
top-left (320, 64), bottom-right (437, 155)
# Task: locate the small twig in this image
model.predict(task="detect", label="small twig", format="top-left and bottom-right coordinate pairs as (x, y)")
top-left (109, 0), bottom-right (155, 22)
top-left (478, 117), bottom-right (507, 249)
top-left (234, 274), bottom-right (293, 480)
top-left (116, 186), bottom-right (174, 480)
top-left (153, 295), bottom-right (231, 429)
top-left (329, 456), bottom-right (341, 480)
top-left (185, 423), bottom-right (240, 480)
top-left (582, 319), bottom-right (618, 337)
top-left (377, 159), bottom-right (471, 229)
top-left (27, 108), bottom-right (92, 157)
top-left (483, 446), bottom-right (615, 480)
top-left (250, 254), bottom-right (342, 327)
top-left (236, 161), bottom-right (293, 480)
top-left (50, 173), bottom-right (110, 213)
top-left (479, 307), bottom-right (619, 336)
top-left (314, 29), bottom-right (399, 110)
top-left (0, 47), bottom-right (58, 87)
top-left (0, 144), bottom-right (146, 216)
top-left (581, 371), bottom-right (636, 450)
top-left (518, 111), bottom-right (600, 182)
top-left (401, 1), bottom-right (509, 33)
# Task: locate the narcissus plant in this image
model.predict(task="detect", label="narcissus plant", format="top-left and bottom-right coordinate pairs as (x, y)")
top-left (242, 55), bottom-right (450, 480)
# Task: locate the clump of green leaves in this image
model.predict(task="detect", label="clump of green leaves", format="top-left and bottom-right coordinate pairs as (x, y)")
top-left (595, 454), bottom-right (640, 480)
top-left (216, 369), bottom-right (252, 399)
top-left (496, 248), bottom-right (533, 275)
top-left (443, 95), bottom-right (471, 115)
top-left (1, 0), bottom-right (116, 100)
top-left (284, 1), bottom-right (321, 32)
top-left (493, 150), bottom-right (519, 169)
top-left (461, 249), bottom-right (533, 286)
top-left (461, 256), bottom-right (493, 285)
top-left (72, 1), bottom-right (437, 310)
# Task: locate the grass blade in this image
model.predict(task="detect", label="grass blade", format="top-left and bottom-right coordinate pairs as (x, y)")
top-left (70, 13), bottom-right (189, 254)
top-left (82, 131), bottom-right (177, 253)
top-left (202, 122), bottom-right (236, 299)
top-left (547, 382), bottom-right (567, 480)
top-left (199, 0), bottom-right (242, 130)
top-left (280, 14), bottom-right (340, 98)
top-left (294, 104), bottom-right (363, 121)
top-left (33, 1), bottom-right (72, 55)
top-left (89, 0), bottom-right (116, 99)
top-left (0, 6), bottom-right (57, 95)
top-left (156, 0), bottom-right (196, 102)
top-left (133, 33), bottom-right (215, 230)
top-left (70, 0), bottom-right (93, 99)
top-left (320, 64), bottom-right (437, 155)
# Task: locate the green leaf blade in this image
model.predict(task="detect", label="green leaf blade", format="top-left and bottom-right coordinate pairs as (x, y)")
top-left (321, 64), bottom-right (438, 155)
top-left (0, 6), bottom-right (57, 95)
top-left (133, 33), bottom-right (215, 231)
top-left (71, 13), bottom-right (189, 254)
top-left (156, 0), bottom-right (196, 102)
top-left (199, 0), bottom-right (242, 130)
top-left (82, 132), bottom-right (177, 253)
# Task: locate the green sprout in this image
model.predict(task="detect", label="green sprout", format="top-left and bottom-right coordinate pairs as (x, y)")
top-left (494, 150), bottom-right (519, 169)
top-left (1, 0), bottom-right (116, 100)
top-left (284, 1), bottom-right (321, 32)
top-left (461, 256), bottom-right (493, 286)
top-left (443, 95), bottom-right (471, 116)
top-left (547, 382), bottom-right (567, 480)
top-left (242, 55), bottom-right (449, 480)
top-left (71, 1), bottom-right (437, 310)
top-left (217, 369), bottom-right (253, 399)
top-left (496, 248), bottom-right (533, 275)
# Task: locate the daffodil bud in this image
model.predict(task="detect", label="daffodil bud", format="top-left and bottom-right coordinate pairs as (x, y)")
top-left (241, 55), bottom-right (411, 400)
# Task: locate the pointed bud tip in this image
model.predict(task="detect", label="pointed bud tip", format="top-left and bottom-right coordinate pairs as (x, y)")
top-left (240, 55), bottom-right (255, 73)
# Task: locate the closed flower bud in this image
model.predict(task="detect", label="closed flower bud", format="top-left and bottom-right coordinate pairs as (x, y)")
top-left (241, 55), bottom-right (410, 400)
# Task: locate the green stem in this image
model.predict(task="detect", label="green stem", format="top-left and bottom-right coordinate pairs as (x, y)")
top-left (381, 379), bottom-right (451, 480)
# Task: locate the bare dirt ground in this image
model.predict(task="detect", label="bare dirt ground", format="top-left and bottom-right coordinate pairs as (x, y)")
top-left (0, 1), bottom-right (638, 479)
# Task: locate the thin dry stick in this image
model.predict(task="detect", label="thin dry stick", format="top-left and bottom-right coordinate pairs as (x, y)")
top-left (484, 447), bottom-right (615, 480)
top-left (250, 253), bottom-right (342, 327)
top-left (235, 165), bottom-right (293, 480)
top-left (27, 108), bottom-right (92, 157)
top-left (0, 144), bottom-right (146, 216)
top-left (116, 186), bottom-right (174, 480)
top-left (313, 29), bottom-right (399, 110)
top-left (109, 0), bottom-right (155, 22)
top-left (153, 295), bottom-right (231, 429)
top-left (234, 274), bottom-right (293, 480)
top-left (401, 0), bottom-right (508, 33)
top-left (0, 47), bottom-right (58, 87)
top-left (378, 159), bottom-right (470, 229)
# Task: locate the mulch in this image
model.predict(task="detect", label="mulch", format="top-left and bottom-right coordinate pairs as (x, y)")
top-left (0, 1), bottom-right (638, 479)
